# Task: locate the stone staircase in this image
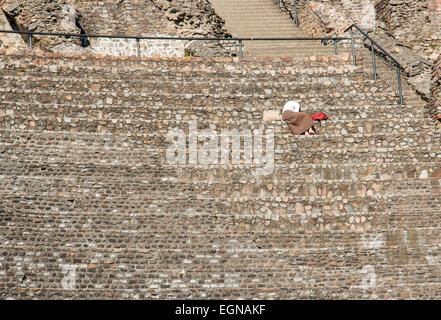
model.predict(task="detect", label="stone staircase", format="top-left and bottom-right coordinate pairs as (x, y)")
top-left (210, 0), bottom-right (429, 117)
top-left (0, 51), bottom-right (440, 299)
top-left (209, 0), bottom-right (335, 58)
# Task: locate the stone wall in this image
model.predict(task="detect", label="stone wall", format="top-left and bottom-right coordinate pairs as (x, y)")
top-left (0, 0), bottom-right (234, 57)
top-left (278, 0), bottom-right (376, 37)
top-left (90, 36), bottom-right (184, 58)
top-left (375, 0), bottom-right (428, 32)
top-left (307, 0), bottom-right (376, 33)
top-left (1, 0), bottom-right (86, 50)
top-left (375, 0), bottom-right (441, 61)
top-left (0, 50), bottom-right (440, 299)
top-left (0, 9), bottom-right (26, 53)
top-left (432, 56), bottom-right (441, 120)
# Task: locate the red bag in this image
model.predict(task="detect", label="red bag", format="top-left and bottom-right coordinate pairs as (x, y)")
top-left (311, 112), bottom-right (328, 121)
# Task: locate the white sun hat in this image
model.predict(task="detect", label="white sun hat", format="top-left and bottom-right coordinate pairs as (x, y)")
top-left (282, 100), bottom-right (300, 113)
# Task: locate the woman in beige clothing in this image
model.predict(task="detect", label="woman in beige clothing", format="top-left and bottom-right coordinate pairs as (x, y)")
top-left (282, 101), bottom-right (316, 135)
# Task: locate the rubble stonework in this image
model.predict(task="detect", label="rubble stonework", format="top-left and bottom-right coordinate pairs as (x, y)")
top-left (0, 0), bottom-right (85, 50)
top-left (432, 56), bottom-right (441, 119)
top-left (0, 9), bottom-right (26, 52)
top-left (366, 28), bottom-right (433, 99)
top-left (0, 0), bottom-right (234, 57)
top-left (149, 0), bottom-right (234, 57)
top-left (0, 50), bottom-right (440, 298)
top-left (375, 0), bottom-right (441, 61)
top-left (151, 0), bottom-right (230, 38)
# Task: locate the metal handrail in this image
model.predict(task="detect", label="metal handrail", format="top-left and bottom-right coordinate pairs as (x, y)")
top-left (276, 1), bottom-right (345, 55)
top-left (0, 29), bottom-right (347, 59)
top-left (344, 24), bottom-right (404, 105)
top-left (277, 0), bottom-right (299, 27)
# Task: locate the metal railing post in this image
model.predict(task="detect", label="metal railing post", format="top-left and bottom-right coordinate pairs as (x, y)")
top-left (136, 38), bottom-right (140, 57)
top-left (371, 40), bottom-right (377, 81)
top-left (334, 39), bottom-right (338, 55)
top-left (293, 0), bottom-right (299, 27)
top-left (397, 67), bottom-right (404, 105)
top-left (350, 28), bottom-right (356, 66)
top-left (29, 34), bottom-right (33, 49)
top-left (277, 0), bottom-right (281, 10)
top-left (239, 39), bottom-right (243, 59)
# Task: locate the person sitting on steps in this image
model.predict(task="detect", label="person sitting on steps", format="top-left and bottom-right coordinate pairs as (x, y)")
top-left (282, 100), bottom-right (316, 135)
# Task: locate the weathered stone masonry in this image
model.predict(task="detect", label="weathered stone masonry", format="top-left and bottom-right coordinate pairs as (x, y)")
top-left (0, 0), bottom-right (234, 57)
top-left (0, 50), bottom-right (440, 299)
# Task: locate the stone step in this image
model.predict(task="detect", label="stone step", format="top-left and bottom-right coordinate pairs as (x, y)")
top-left (2, 197), bottom-right (440, 238)
top-left (2, 142), bottom-right (440, 176)
top-left (0, 71), bottom-right (389, 90)
top-left (2, 144), bottom-right (438, 168)
top-left (1, 158), bottom-right (438, 181)
top-left (1, 128), bottom-right (438, 154)
top-left (4, 204), bottom-right (439, 235)
top-left (1, 111), bottom-right (433, 135)
top-left (223, 28), bottom-right (303, 35)
top-left (1, 103), bottom-right (428, 123)
top-left (0, 101), bottom-right (427, 118)
top-left (0, 86), bottom-right (398, 107)
top-left (0, 59), bottom-right (361, 78)
top-left (2, 230), bottom-right (441, 261)
top-left (2, 220), bottom-right (441, 265)
top-left (0, 93), bottom-right (398, 113)
top-left (3, 218), bottom-right (441, 248)
top-left (1, 174), bottom-right (439, 205)
top-left (2, 194), bottom-right (440, 223)
top-left (0, 278), bottom-right (439, 299)
top-left (221, 19), bottom-right (297, 24)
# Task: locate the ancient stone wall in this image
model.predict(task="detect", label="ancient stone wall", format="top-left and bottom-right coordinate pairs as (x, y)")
top-left (90, 37), bottom-right (184, 57)
top-left (375, 0), bottom-right (441, 61)
top-left (432, 56), bottom-right (441, 119)
top-left (308, 0), bottom-right (376, 33)
top-left (0, 0), bottom-right (87, 51)
top-left (0, 9), bottom-right (26, 53)
top-left (375, 0), bottom-right (428, 32)
top-left (278, 0), bottom-right (376, 37)
top-left (0, 49), bottom-right (440, 299)
top-left (0, 0), bottom-right (234, 57)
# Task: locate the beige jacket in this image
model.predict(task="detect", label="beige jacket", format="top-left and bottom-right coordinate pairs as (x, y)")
top-left (282, 110), bottom-right (314, 135)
